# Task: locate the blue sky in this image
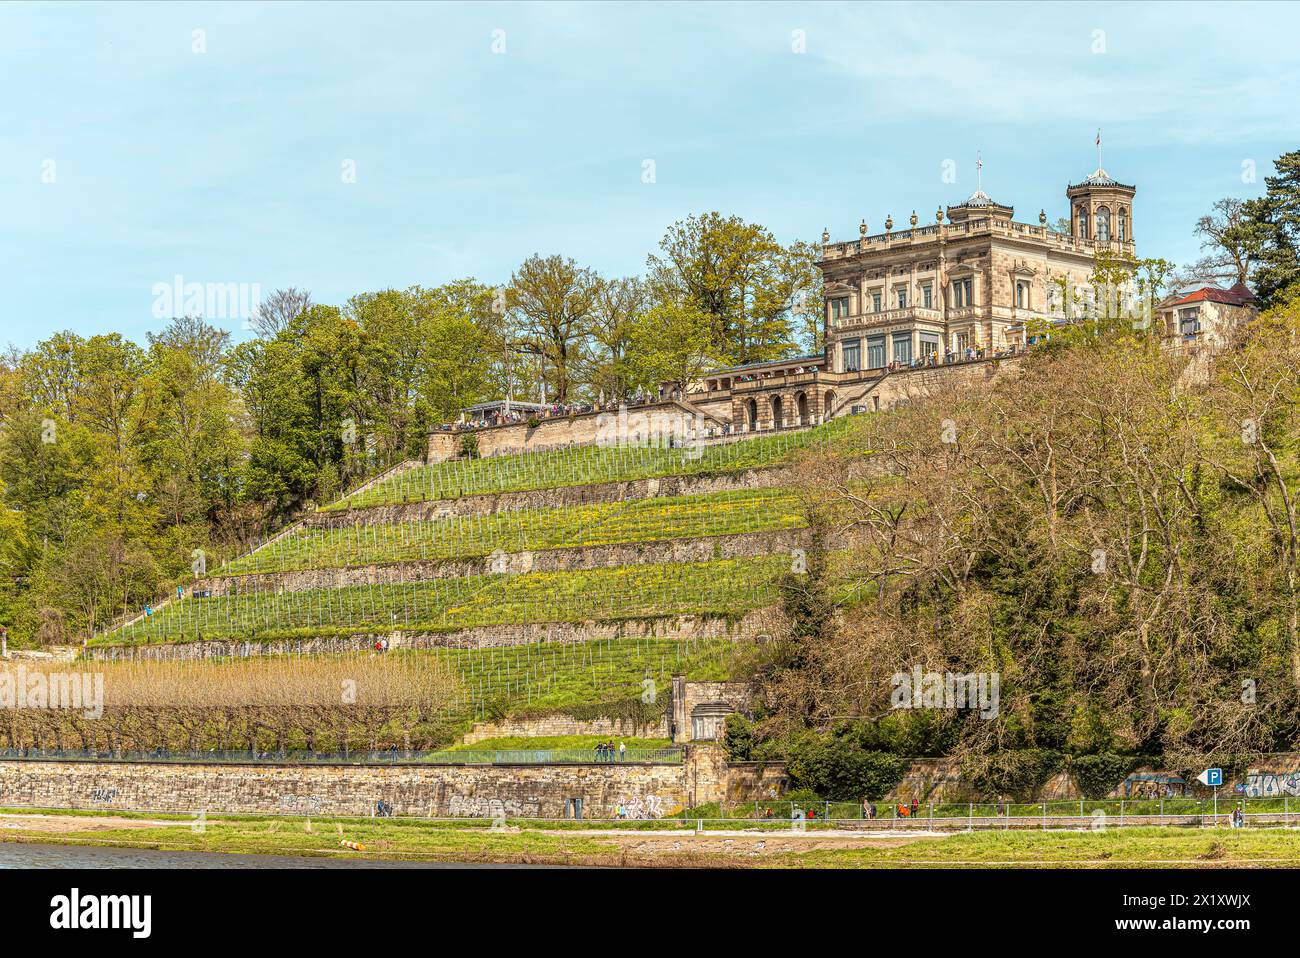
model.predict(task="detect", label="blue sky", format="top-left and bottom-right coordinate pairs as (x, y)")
top-left (1, 0), bottom-right (1296, 350)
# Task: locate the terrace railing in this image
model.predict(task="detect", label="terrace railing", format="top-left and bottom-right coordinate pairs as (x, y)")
top-left (0, 746), bottom-right (684, 766)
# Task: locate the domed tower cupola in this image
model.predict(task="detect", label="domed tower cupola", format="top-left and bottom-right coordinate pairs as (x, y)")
top-left (1066, 167), bottom-right (1136, 250)
top-left (946, 188), bottom-right (1014, 224)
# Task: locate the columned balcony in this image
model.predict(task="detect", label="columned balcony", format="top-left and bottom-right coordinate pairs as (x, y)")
top-left (830, 306), bottom-right (943, 333)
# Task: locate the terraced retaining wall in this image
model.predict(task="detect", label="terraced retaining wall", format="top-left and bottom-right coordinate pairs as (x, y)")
top-left (197, 529), bottom-right (809, 595)
top-left (318, 466), bottom-right (795, 524)
top-left (83, 608), bottom-right (787, 660)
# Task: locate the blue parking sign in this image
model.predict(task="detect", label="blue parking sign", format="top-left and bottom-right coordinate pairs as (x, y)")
top-left (1199, 768), bottom-right (1223, 787)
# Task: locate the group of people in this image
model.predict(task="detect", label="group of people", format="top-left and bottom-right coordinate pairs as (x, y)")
top-left (892, 798), bottom-right (921, 819)
top-left (446, 396), bottom-right (661, 433)
top-left (594, 740), bottom-right (626, 762)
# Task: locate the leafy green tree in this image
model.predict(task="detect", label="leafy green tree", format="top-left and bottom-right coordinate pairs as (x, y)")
top-left (1242, 149), bottom-right (1300, 305)
top-left (627, 301), bottom-right (723, 396)
top-left (583, 276), bottom-right (646, 403)
top-left (507, 254), bottom-right (598, 402)
top-left (647, 212), bottom-right (810, 365)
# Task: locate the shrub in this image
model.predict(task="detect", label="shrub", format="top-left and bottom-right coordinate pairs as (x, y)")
top-left (458, 433), bottom-right (480, 459)
top-left (786, 734), bottom-right (909, 800)
top-left (1071, 754), bottom-right (1144, 799)
top-left (723, 713), bottom-right (753, 761)
top-left (962, 749), bottom-right (1063, 801)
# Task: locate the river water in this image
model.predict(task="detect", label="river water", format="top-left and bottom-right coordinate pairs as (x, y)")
top-left (0, 842), bottom-right (502, 869)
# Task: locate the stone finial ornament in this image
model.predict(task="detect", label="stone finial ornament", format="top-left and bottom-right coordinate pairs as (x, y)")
top-left (860, 218), bottom-right (867, 238)
top-left (936, 207), bottom-right (944, 223)
top-left (910, 210), bottom-right (918, 228)
top-left (821, 226), bottom-right (830, 244)
top-left (885, 215), bottom-right (893, 232)
top-left (1039, 209), bottom-right (1047, 225)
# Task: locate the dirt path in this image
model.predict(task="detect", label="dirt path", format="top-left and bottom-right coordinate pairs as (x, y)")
top-left (589, 828), bottom-right (941, 857)
top-left (0, 813), bottom-right (187, 834)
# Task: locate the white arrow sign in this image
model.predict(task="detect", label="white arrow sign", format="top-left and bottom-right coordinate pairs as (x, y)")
top-left (1197, 768), bottom-right (1223, 787)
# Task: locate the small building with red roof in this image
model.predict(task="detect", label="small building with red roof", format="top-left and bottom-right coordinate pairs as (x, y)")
top-left (1157, 281), bottom-right (1257, 349)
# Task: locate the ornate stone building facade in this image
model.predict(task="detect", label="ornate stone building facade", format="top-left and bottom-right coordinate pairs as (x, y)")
top-left (691, 166), bottom-right (1139, 430)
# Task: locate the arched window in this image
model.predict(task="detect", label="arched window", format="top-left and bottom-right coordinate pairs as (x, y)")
top-left (1096, 206), bottom-right (1111, 243)
top-left (1077, 206), bottom-right (1090, 240)
top-left (1118, 208), bottom-right (1128, 243)
top-left (747, 398), bottom-right (758, 431)
top-left (771, 396), bottom-right (784, 428)
top-left (1016, 281), bottom-right (1028, 309)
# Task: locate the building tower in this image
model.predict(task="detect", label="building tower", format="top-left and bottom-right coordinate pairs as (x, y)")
top-left (1066, 169), bottom-right (1136, 252)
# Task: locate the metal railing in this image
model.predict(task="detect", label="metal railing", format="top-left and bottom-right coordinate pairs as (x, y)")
top-left (0, 747), bottom-right (684, 766)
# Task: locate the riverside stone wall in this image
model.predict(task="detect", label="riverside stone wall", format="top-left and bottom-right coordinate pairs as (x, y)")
top-left (0, 746), bottom-right (737, 818)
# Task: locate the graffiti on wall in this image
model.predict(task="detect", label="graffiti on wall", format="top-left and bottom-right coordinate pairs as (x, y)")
top-left (619, 794), bottom-right (664, 820)
top-left (447, 796), bottom-right (541, 818)
top-left (88, 788), bottom-right (118, 804)
top-left (1244, 772), bottom-right (1300, 798)
top-left (278, 795), bottom-right (323, 813)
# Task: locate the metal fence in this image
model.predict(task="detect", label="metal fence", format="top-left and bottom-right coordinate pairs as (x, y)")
top-left (0, 747), bottom-right (683, 766)
top-left (702, 796), bottom-right (1298, 829)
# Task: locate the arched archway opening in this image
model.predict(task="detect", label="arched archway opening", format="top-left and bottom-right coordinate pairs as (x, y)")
top-left (771, 396), bottom-right (784, 429)
top-left (747, 398), bottom-right (758, 431)
top-left (796, 392), bottom-right (809, 426)
top-left (823, 390), bottom-right (837, 419)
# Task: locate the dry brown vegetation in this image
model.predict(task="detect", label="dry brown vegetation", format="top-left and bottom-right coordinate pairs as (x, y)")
top-left (758, 301), bottom-right (1300, 764)
top-left (0, 654), bottom-right (464, 752)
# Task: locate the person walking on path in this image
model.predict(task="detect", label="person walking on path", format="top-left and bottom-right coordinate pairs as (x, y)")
top-left (618, 741), bottom-right (626, 762)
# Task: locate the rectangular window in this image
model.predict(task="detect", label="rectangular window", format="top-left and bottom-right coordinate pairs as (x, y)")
top-left (897, 288), bottom-right (908, 309)
top-left (866, 335), bottom-right (886, 369)
top-left (842, 338), bottom-right (861, 372)
top-left (922, 284), bottom-right (933, 309)
top-left (830, 297), bottom-right (850, 320)
top-left (952, 279), bottom-right (973, 307)
top-left (872, 292), bottom-right (882, 313)
top-left (1179, 308), bottom-right (1200, 337)
top-left (919, 332), bottom-right (940, 358)
top-left (892, 333), bottom-right (912, 365)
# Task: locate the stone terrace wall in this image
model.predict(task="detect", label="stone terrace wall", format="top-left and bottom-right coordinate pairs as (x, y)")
top-left (85, 608), bottom-right (786, 661)
top-left (866, 354), bottom-right (1023, 412)
top-left (0, 747), bottom-right (736, 818)
top-left (317, 466), bottom-right (795, 525)
top-left (461, 713), bottom-right (670, 744)
top-left (198, 529), bottom-right (808, 596)
top-left (430, 403), bottom-right (717, 462)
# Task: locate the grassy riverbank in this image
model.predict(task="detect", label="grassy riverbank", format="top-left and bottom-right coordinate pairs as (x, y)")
top-left (4, 810), bottom-right (1300, 868)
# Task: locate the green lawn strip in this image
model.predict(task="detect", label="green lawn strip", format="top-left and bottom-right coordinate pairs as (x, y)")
top-left (102, 556), bottom-right (784, 645)
top-left (224, 488), bottom-right (805, 575)
top-left (13, 818), bottom-right (1300, 868)
top-left (13, 819), bottom-right (623, 863)
top-left (325, 418), bottom-right (861, 511)
top-left (775, 826), bottom-right (1300, 868)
